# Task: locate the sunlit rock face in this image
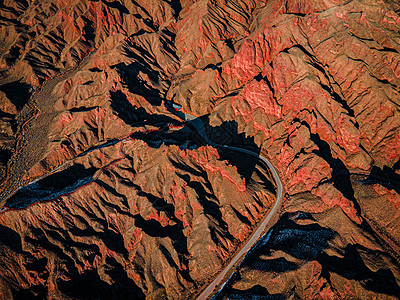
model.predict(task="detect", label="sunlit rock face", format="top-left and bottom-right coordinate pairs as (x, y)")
top-left (0, 0), bottom-right (400, 299)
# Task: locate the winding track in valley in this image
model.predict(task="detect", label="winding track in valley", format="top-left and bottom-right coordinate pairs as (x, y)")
top-left (182, 115), bottom-right (284, 300)
top-left (0, 100), bottom-right (284, 299)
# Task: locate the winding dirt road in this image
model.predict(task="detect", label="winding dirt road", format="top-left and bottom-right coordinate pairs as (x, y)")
top-left (2, 100), bottom-right (284, 299)
top-left (185, 116), bottom-right (284, 300)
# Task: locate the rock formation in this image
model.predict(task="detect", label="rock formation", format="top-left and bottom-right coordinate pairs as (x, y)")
top-left (0, 0), bottom-right (400, 299)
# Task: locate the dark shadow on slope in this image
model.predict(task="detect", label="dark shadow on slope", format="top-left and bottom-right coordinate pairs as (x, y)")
top-left (169, 0), bottom-right (182, 19)
top-left (0, 149), bottom-right (12, 166)
top-left (133, 183), bottom-right (178, 222)
top-left (17, 206), bottom-right (126, 282)
top-left (113, 61), bottom-right (162, 106)
top-left (101, 0), bottom-right (130, 14)
top-left (40, 223), bottom-right (101, 256)
top-left (114, 37), bottom-right (167, 106)
top-left (35, 219), bottom-right (140, 299)
top-left (185, 177), bottom-right (236, 248)
top-left (310, 132), bottom-right (357, 205)
top-left (320, 244), bottom-right (400, 297)
top-left (25, 52), bottom-right (59, 81)
top-left (131, 115), bottom-right (262, 186)
top-left (4, 45), bottom-right (21, 66)
top-left (81, 16), bottom-right (95, 46)
top-left (364, 165), bottom-right (400, 194)
top-left (0, 223), bottom-right (142, 300)
top-left (220, 211), bottom-right (400, 299)
top-left (109, 90), bottom-right (181, 127)
top-left (200, 116), bottom-right (262, 185)
top-left (230, 205), bottom-right (253, 227)
top-left (0, 110), bottom-right (17, 132)
top-left (39, 165), bottom-right (96, 189)
top-left (134, 214), bottom-right (185, 245)
top-left (0, 219), bottom-right (144, 299)
top-left (292, 118), bottom-right (359, 212)
top-left (110, 90), bottom-right (147, 125)
top-left (0, 226), bottom-right (50, 299)
top-left (4, 165), bottom-right (98, 209)
top-left (130, 182), bottom-right (193, 283)
top-left (0, 80), bottom-right (32, 110)
top-left (0, 224), bottom-right (25, 254)
top-left (393, 156), bottom-right (400, 171)
top-left (133, 214), bottom-right (193, 283)
top-left (219, 212), bottom-right (334, 299)
top-left (223, 285), bottom-right (285, 300)
top-left (258, 212), bottom-right (335, 261)
top-left (58, 256), bottom-right (146, 300)
top-left (12, 286), bottom-right (47, 300)
top-left (129, 113), bottom-right (269, 281)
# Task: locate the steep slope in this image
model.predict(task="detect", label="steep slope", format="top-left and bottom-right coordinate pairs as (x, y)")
top-left (0, 0), bottom-right (400, 299)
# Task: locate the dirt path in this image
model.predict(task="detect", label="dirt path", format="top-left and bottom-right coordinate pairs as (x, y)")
top-left (180, 113), bottom-right (284, 300)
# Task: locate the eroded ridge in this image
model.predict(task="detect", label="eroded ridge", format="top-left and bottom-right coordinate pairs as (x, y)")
top-left (0, 0), bottom-right (400, 299)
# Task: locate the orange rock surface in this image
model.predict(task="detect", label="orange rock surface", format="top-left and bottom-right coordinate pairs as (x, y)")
top-left (0, 0), bottom-right (400, 299)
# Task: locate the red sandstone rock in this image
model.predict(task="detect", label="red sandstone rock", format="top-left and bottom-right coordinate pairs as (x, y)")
top-left (0, 0), bottom-right (400, 299)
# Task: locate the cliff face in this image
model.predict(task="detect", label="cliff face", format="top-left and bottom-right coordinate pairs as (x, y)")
top-left (0, 0), bottom-right (400, 299)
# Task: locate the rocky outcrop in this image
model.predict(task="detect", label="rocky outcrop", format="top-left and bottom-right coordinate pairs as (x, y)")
top-left (0, 0), bottom-right (400, 299)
